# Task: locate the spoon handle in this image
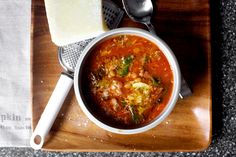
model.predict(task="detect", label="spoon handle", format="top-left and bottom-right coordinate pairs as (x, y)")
top-left (145, 22), bottom-right (156, 34)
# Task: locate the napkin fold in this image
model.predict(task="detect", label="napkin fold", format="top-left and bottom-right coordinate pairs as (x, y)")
top-left (0, 0), bottom-right (31, 147)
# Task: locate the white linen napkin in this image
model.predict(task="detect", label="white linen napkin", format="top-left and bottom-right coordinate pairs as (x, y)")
top-left (0, 0), bottom-right (31, 147)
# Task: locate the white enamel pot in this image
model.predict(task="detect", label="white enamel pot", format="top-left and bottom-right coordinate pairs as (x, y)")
top-left (74, 28), bottom-right (181, 134)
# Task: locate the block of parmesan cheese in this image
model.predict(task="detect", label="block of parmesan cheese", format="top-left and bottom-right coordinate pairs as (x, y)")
top-left (44, 0), bottom-right (108, 46)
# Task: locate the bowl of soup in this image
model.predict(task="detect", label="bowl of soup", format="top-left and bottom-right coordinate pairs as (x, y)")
top-left (74, 28), bottom-right (181, 134)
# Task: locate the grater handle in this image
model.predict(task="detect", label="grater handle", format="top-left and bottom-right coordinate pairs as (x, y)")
top-left (30, 73), bottom-right (73, 150)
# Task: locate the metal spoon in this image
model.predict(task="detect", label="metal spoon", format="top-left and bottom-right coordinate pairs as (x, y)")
top-left (122, 0), bottom-right (192, 98)
top-left (122, 0), bottom-right (156, 34)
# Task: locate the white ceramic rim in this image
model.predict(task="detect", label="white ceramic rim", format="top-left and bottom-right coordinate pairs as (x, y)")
top-left (74, 28), bottom-right (181, 134)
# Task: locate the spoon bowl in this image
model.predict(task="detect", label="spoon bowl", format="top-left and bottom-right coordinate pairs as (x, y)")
top-left (122, 0), bottom-right (156, 33)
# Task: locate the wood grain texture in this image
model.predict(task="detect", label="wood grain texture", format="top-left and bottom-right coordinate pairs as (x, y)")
top-left (31, 0), bottom-right (212, 152)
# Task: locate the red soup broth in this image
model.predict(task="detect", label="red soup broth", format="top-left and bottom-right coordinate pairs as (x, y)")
top-left (81, 35), bottom-right (173, 129)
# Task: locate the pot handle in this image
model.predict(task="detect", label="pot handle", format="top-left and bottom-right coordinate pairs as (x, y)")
top-left (179, 77), bottom-right (192, 99)
top-left (30, 73), bottom-right (73, 150)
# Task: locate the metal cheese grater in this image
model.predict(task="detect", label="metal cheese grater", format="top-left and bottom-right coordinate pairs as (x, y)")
top-left (58, 0), bottom-right (124, 74)
top-left (30, 0), bottom-right (124, 150)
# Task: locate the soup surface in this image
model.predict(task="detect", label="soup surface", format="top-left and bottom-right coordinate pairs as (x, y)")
top-left (82, 35), bottom-right (173, 128)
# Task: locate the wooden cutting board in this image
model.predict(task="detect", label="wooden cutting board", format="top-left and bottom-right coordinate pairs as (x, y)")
top-left (31, 0), bottom-right (211, 152)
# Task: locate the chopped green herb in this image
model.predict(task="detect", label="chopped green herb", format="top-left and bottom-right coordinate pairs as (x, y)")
top-left (121, 100), bottom-right (127, 107)
top-left (144, 55), bottom-right (150, 63)
top-left (123, 55), bottom-right (133, 64)
top-left (151, 77), bottom-right (161, 86)
top-left (120, 66), bottom-right (129, 77)
top-left (117, 55), bottom-right (134, 77)
top-left (128, 106), bottom-right (141, 124)
top-left (132, 113), bottom-right (140, 124)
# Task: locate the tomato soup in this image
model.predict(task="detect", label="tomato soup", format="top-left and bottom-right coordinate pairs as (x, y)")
top-left (81, 35), bottom-right (173, 128)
